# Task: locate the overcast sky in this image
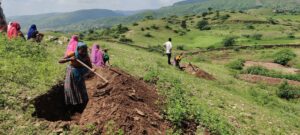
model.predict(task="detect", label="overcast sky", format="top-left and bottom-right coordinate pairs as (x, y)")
top-left (2, 0), bottom-right (183, 17)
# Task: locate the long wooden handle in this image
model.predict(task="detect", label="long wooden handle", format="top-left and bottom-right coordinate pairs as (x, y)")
top-left (76, 59), bottom-right (109, 83)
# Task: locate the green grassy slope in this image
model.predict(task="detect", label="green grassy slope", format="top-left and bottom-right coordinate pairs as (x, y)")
top-left (98, 41), bottom-right (300, 134)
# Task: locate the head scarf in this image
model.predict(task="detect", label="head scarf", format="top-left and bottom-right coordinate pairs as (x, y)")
top-left (75, 42), bottom-right (88, 61)
top-left (7, 22), bottom-right (21, 39)
top-left (90, 44), bottom-right (105, 67)
top-left (27, 24), bottom-right (37, 40)
top-left (65, 35), bottom-right (78, 57)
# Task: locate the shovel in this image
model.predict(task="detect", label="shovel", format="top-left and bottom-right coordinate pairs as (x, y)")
top-left (76, 59), bottom-right (109, 85)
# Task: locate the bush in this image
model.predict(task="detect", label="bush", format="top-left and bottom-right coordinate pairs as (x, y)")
top-left (143, 67), bottom-right (159, 84)
top-left (246, 24), bottom-right (255, 29)
top-left (132, 22), bottom-right (139, 26)
top-left (151, 25), bottom-right (159, 30)
top-left (227, 59), bottom-right (245, 70)
top-left (223, 37), bottom-right (236, 47)
top-left (277, 81), bottom-right (300, 100)
top-left (181, 20), bottom-right (187, 29)
top-left (119, 37), bottom-right (133, 43)
top-left (141, 27), bottom-right (145, 31)
top-left (220, 14), bottom-right (230, 21)
top-left (176, 45), bottom-right (185, 50)
top-left (252, 34), bottom-right (263, 40)
top-left (287, 33), bottom-right (295, 39)
top-left (144, 32), bottom-right (153, 38)
top-left (273, 49), bottom-right (296, 65)
top-left (197, 20), bottom-right (210, 30)
top-left (165, 25), bottom-right (172, 30)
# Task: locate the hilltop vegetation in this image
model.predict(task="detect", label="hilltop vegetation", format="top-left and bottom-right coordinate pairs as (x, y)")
top-left (79, 8), bottom-right (300, 51)
top-left (9, 0), bottom-right (300, 31)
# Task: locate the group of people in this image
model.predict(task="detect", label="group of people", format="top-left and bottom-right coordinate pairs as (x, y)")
top-left (6, 22), bottom-right (43, 42)
top-left (164, 38), bottom-right (184, 70)
top-left (59, 35), bottom-right (110, 113)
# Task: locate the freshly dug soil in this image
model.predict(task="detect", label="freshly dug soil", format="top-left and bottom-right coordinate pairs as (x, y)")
top-left (244, 61), bottom-right (300, 75)
top-left (238, 74), bottom-right (300, 86)
top-left (182, 63), bottom-right (216, 80)
top-left (32, 68), bottom-right (173, 135)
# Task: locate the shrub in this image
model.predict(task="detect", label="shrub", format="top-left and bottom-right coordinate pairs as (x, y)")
top-left (132, 22), bottom-right (139, 26)
top-left (220, 14), bottom-right (230, 21)
top-left (144, 32), bottom-right (153, 38)
top-left (143, 67), bottom-right (159, 84)
top-left (227, 59), bottom-right (245, 70)
top-left (202, 12), bottom-right (208, 17)
top-left (223, 37), bottom-right (236, 47)
top-left (246, 24), bottom-right (255, 29)
top-left (151, 25), bottom-right (159, 30)
top-left (287, 33), bottom-right (295, 39)
top-left (197, 20), bottom-right (211, 30)
top-left (252, 34), bottom-right (263, 40)
top-left (165, 25), bottom-right (172, 30)
top-left (273, 49), bottom-right (296, 65)
top-left (176, 45), bottom-right (185, 50)
top-left (141, 27), bottom-right (145, 31)
top-left (181, 20), bottom-right (187, 29)
top-left (119, 37), bottom-right (133, 43)
top-left (277, 81), bottom-right (300, 100)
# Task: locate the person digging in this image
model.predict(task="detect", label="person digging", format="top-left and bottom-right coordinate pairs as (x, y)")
top-left (174, 53), bottom-right (184, 70)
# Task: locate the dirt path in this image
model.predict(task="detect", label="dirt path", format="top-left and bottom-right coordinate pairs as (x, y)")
top-left (33, 67), bottom-right (172, 135)
top-left (238, 74), bottom-right (300, 86)
top-left (244, 61), bottom-right (300, 74)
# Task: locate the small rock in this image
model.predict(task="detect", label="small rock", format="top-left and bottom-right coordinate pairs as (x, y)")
top-left (133, 117), bottom-right (140, 121)
top-left (154, 113), bottom-right (163, 120)
top-left (135, 108), bottom-right (145, 116)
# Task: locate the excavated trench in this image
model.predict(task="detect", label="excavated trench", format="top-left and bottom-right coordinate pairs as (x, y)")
top-left (31, 68), bottom-right (200, 134)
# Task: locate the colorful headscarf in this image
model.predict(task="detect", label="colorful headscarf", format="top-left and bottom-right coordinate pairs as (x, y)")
top-left (65, 35), bottom-right (79, 57)
top-left (7, 22), bottom-right (21, 39)
top-left (90, 44), bottom-right (105, 67)
top-left (75, 42), bottom-right (88, 61)
top-left (27, 24), bottom-right (37, 40)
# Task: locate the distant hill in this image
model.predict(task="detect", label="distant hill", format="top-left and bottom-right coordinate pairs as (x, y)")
top-left (8, 9), bottom-right (124, 31)
top-left (8, 0), bottom-right (300, 31)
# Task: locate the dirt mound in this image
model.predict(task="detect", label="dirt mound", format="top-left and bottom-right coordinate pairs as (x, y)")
top-left (33, 68), bottom-right (172, 134)
top-left (182, 63), bottom-right (215, 80)
top-left (244, 61), bottom-right (300, 74)
top-left (238, 74), bottom-right (300, 86)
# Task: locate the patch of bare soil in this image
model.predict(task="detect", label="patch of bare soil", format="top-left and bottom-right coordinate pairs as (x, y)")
top-left (182, 63), bottom-right (216, 80)
top-left (238, 74), bottom-right (300, 86)
top-left (244, 61), bottom-right (300, 74)
top-left (32, 67), bottom-right (198, 134)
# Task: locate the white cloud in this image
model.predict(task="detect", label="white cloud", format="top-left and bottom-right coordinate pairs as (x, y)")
top-left (2, 0), bottom-right (183, 16)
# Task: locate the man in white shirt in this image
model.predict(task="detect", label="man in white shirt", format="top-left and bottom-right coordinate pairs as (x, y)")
top-left (164, 38), bottom-right (173, 65)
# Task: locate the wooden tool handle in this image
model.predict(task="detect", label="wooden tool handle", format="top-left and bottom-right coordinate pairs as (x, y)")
top-left (76, 59), bottom-right (108, 83)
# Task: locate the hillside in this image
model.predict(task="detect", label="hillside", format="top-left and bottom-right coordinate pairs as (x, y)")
top-left (8, 0), bottom-right (300, 32)
top-left (8, 9), bottom-right (124, 31)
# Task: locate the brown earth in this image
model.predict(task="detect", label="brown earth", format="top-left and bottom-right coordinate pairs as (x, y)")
top-left (238, 74), bottom-right (300, 86)
top-left (244, 61), bottom-right (300, 74)
top-left (182, 63), bottom-right (216, 80)
top-left (32, 67), bottom-right (198, 134)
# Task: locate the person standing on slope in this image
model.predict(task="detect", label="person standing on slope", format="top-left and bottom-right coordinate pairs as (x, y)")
top-left (0, 2), bottom-right (7, 33)
top-left (90, 43), bottom-right (105, 67)
top-left (59, 42), bottom-right (92, 113)
top-left (164, 38), bottom-right (173, 65)
top-left (65, 35), bottom-right (79, 57)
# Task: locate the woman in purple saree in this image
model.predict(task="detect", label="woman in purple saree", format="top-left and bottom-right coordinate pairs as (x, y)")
top-left (90, 44), bottom-right (105, 67)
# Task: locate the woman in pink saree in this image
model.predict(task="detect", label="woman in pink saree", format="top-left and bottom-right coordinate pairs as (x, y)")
top-left (65, 35), bottom-right (79, 57)
top-left (90, 44), bottom-right (105, 67)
